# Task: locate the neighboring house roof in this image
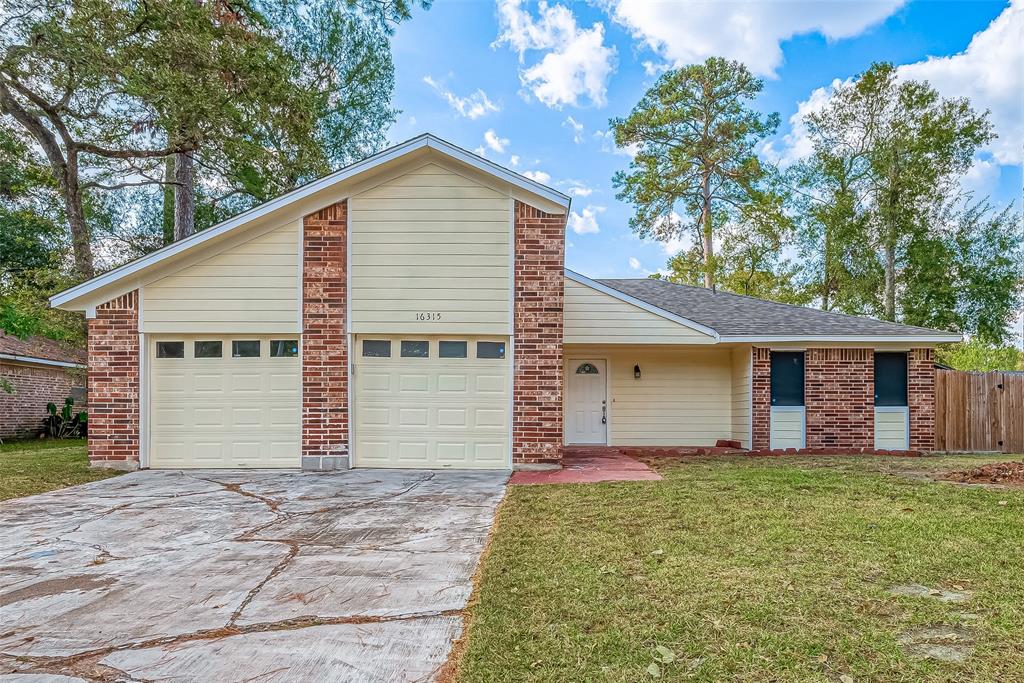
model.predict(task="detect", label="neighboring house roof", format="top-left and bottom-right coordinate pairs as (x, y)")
top-left (0, 331), bottom-right (86, 368)
top-left (51, 133), bottom-right (570, 311)
top-left (594, 278), bottom-right (961, 342)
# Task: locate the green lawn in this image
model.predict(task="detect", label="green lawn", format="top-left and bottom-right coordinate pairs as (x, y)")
top-left (457, 454), bottom-right (1024, 682)
top-left (0, 439), bottom-right (123, 501)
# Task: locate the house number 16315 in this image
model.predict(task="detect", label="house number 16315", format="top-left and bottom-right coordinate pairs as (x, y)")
top-left (416, 312), bottom-right (442, 321)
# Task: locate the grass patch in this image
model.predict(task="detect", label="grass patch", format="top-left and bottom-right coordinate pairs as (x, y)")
top-left (0, 439), bottom-right (123, 501)
top-left (458, 454), bottom-right (1024, 682)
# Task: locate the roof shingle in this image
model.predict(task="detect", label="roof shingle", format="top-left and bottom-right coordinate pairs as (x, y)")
top-left (594, 278), bottom-right (958, 338)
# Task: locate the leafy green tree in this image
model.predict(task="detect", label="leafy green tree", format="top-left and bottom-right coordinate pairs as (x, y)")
top-left (800, 63), bottom-right (994, 321)
top-left (611, 57), bottom-right (782, 289)
top-left (1, 0), bottom-right (401, 274)
top-left (936, 337), bottom-right (1024, 372)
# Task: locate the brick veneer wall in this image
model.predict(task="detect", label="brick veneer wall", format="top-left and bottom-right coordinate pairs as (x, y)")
top-left (88, 291), bottom-right (139, 468)
top-left (805, 347), bottom-right (874, 449)
top-left (512, 201), bottom-right (565, 465)
top-left (751, 347), bottom-right (771, 449)
top-left (908, 348), bottom-right (935, 450)
top-left (0, 363), bottom-right (85, 440)
top-left (301, 200), bottom-right (349, 465)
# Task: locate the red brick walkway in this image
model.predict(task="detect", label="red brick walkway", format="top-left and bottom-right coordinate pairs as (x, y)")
top-left (509, 447), bottom-right (663, 485)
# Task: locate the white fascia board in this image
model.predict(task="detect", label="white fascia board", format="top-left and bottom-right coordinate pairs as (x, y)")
top-left (720, 334), bottom-right (962, 343)
top-left (565, 270), bottom-right (721, 341)
top-left (0, 353), bottom-right (86, 369)
top-left (51, 133), bottom-right (570, 310)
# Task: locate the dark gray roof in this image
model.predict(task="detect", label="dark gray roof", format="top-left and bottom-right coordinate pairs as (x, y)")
top-left (595, 278), bottom-right (958, 338)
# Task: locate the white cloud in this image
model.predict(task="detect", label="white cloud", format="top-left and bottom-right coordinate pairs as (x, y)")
top-left (628, 256), bottom-right (642, 270)
top-left (484, 129), bottom-right (510, 153)
top-left (568, 205), bottom-right (605, 234)
top-left (641, 60), bottom-right (666, 77)
top-left (761, 79), bottom-right (845, 167)
top-left (561, 179), bottom-right (594, 197)
top-left (494, 0), bottom-right (617, 108)
top-left (594, 128), bottom-right (639, 158)
top-left (473, 145), bottom-right (487, 158)
top-left (423, 76), bottom-right (500, 119)
top-left (604, 0), bottom-right (905, 77)
top-left (523, 169), bottom-right (552, 184)
top-left (509, 154), bottom-right (520, 167)
top-left (960, 156), bottom-right (1002, 197)
top-left (897, 0), bottom-right (1024, 165)
top-left (563, 115), bottom-right (585, 143)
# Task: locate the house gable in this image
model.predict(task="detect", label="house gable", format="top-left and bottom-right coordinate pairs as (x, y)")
top-left (563, 273), bottom-right (718, 344)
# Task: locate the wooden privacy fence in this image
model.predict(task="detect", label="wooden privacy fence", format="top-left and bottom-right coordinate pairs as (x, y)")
top-left (935, 369), bottom-right (1024, 453)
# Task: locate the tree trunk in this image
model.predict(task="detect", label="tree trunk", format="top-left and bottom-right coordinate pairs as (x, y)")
top-left (62, 150), bottom-right (95, 279)
top-left (701, 173), bottom-right (714, 290)
top-left (883, 241), bottom-right (896, 320)
top-left (162, 156), bottom-right (175, 245)
top-left (173, 150), bottom-right (195, 241)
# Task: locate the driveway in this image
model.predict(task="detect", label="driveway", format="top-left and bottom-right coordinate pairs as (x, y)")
top-left (0, 469), bottom-right (507, 682)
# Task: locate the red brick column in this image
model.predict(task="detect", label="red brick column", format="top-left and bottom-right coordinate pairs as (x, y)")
top-left (87, 291), bottom-right (139, 469)
top-left (751, 347), bottom-right (771, 449)
top-left (513, 201), bottom-right (565, 465)
top-left (805, 348), bottom-right (874, 449)
top-left (301, 201), bottom-right (349, 470)
top-left (908, 348), bottom-right (935, 451)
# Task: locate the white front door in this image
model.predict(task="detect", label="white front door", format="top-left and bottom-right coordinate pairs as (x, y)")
top-left (566, 359), bottom-right (607, 444)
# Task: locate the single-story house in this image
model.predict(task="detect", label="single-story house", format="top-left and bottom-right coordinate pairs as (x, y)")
top-left (0, 332), bottom-right (86, 440)
top-left (50, 134), bottom-right (960, 471)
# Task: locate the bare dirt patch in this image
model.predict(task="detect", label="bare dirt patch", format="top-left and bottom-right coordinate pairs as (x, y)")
top-left (941, 461), bottom-right (1024, 487)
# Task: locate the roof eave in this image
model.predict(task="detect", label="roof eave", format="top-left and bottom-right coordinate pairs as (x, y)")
top-left (51, 134), bottom-right (570, 310)
top-left (719, 334), bottom-right (963, 343)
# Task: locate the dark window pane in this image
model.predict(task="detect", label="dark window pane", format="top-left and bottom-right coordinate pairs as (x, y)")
top-left (362, 340), bottom-right (391, 357)
top-left (194, 341), bottom-right (222, 358)
top-left (439, 341), bottom-right (467, 358)
top-left (477, 341), bottom-right (506, 359)
top-left (575, 362), bottom-right (599, 374)
top-left (270, 340), bottom-right (299, 358)
top-left (232, 340), bottom-right (260, 358)
top-left (156, 341), bottom-right (184, 359)
top-left (770, 351), bottom-right (804, 406)
top-left (875, 352), bottom-right (908, 406)
top-left (401, 340), bottom-right (429, 358)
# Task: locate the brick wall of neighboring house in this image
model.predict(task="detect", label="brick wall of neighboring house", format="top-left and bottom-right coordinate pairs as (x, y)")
top-left (908, 348), bottom-right (935, 451)
top-left (301, 200), bottom-right (349, 468)
top-left (512, 201), bottom-right (566, 465)
top-left (805, 347), bottom-right (874, 449)
top-left (87, 291), bottom-right (139, 468)
top-left (751, 347), bottom-right (771, 449)
top-left (0, 362), bottom-right (86, 440)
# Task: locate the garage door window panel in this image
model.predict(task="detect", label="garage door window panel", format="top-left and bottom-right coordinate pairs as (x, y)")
top-left (156, 341), bottom-right (185, 359)
top-left (477, 341), bottom-right (505, 359)
top-left (401, 340), bottom-right (429, 358)
top-left (362, 340), bottom-right (391, 357)
top-left (270, 340), bottom-right (299, 358)
top-left (232, 340), bottom-right (261, 358)
top-left (439, 341), bottom-right (467, 358)
top-left (194, 341), bottom-right (222, 358)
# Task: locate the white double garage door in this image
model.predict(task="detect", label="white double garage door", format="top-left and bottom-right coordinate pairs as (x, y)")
top-left (149, 335), bottom-right (510, 469)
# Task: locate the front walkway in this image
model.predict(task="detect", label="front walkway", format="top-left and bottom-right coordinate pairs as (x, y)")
top-left (0, 469), bottom-right (507, 682)
top-left (510, 447), bottom-right (663, 485)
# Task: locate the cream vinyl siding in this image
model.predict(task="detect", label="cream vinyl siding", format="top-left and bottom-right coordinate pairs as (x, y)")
top-left (875, 407), bottom-right (909, 449)
top-left (770, 408), bottom-right (805, 449)
top-left (731, 346), bottom-right (752, 447)
top-left (149, 335), bottom-right (300, 468)
top-left (353, 336), bottom-right (510, 469)
top-left (565, 346), bottom-right (733, 445)
top-left (349, 163), bottom-right (511, 335)
top-left (143, 221), bottom-right (299, 334)
top-left (563, 279), bottom-right (715, 344)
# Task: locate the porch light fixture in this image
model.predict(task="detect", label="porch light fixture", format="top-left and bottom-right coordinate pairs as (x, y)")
top-left (634, 364), bottom-right (641, 380)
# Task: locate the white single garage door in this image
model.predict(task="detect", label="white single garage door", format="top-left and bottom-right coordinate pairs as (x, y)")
top-left (353, 336), bottom-right (510, 469)
top-left (149, 336), bottom-right (300, 468)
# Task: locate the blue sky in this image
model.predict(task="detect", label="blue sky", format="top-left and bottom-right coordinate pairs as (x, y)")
top-left (386, 0), bottom-right (1022, 281)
